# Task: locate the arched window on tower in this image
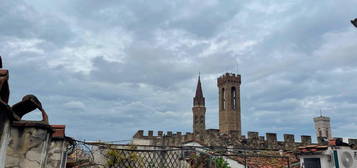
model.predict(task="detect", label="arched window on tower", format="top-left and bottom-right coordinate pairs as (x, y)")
top-left (221, 88), bottom-right (225, 110)
top-left (326, 130), bottom-right (329, 137)
top-left (231, 87), bottom-right (237, 110)
top-left (318, 129), bottom-right (322, 137)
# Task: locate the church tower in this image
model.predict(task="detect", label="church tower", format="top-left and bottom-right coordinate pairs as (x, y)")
top-left (217, 73), bottom-right (241, 135)
top-left (313, 115), bottom-right (332, 141)
top-left (192, 75), bottom-right (206, 134)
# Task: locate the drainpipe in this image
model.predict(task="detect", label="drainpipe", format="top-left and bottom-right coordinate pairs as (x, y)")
top-left (333, 150), bottom-right (339, 168)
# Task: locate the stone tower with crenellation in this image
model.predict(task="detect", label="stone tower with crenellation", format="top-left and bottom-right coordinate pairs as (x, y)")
top-left (192, 75), bottom-right (206, 134)
top-left (132, 72), bottom-right (357, 151)
top-left (313, 115), bottom-right (332, 142)
top-left (217, 73), bottom-right (241, 135)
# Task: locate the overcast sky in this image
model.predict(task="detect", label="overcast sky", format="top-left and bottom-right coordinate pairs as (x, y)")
top-left (1, 0), bottom-right (357, 142)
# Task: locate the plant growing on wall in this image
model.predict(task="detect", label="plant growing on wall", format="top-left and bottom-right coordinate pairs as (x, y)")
top-left (105, 145), bottom-right (142, 168)
top-left (213, 157), bottom-right (231, 168)
top-left (187, 152), bottom-right (210, 168)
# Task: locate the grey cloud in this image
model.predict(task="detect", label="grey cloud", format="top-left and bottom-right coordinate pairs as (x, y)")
top-left (90, 43), bottom-right (198, 86)
top-left (57, 0), bottom-right (244, 39)
top-left (1, 0), bottom-right (357, 141)
top-left (0, 1), bottom-right (74, 47)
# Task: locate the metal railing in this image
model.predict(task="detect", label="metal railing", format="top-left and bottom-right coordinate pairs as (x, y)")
top-left (66, 141), bottom-right (298, 168)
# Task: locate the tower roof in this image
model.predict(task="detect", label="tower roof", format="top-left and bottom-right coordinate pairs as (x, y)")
top-left (195, 75), bottom-right (203, 98)
top-left (313, 116), bottom-right (330, 122)
top-left (193, 74), bottom-right (205, 106)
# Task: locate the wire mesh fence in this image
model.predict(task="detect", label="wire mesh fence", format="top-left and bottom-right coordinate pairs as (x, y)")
top-left (105, 148), bottom-right (190, 168)
top-left (67, 141), bottom-right (298, 168)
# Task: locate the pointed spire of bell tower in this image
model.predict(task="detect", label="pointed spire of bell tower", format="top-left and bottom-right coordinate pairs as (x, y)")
top-left (192, 73), bottom-right (206, 134)
top-left (193, 74), bottom-right (205, 106)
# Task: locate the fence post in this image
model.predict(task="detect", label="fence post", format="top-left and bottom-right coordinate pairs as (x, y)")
top-left (287, 157), bottom-right (290, 168)
top-left (160, 150), bottom-right (166, 168)
top-left (244, 150), bottom-right (247, 168)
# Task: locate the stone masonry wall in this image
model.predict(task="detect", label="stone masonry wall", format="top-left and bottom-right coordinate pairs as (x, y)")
top-left (133, 130), bottom-right (357, 151)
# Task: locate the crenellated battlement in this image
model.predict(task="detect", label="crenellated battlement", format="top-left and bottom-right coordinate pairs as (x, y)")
top-left (133, 130), bottom-right (357, 150)
top-left (217, 73), bottom-right (241, 87)
top-left (245, 132), bottom-right (313, 150)
top-left (313, 116), bottom-right (330, 122)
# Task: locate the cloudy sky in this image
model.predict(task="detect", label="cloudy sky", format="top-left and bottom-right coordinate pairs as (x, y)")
top-left (1, 0), bottom-right (357, 142)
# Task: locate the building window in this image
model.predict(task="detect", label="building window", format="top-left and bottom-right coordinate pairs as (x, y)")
top-left (326, 130), bottom-right (328, 137)
top-left (221, 88), bottom-right (225, 110)
top-left (319, 129), bottom-right (322, 137)
top-left (231, 87), bottom-right (237, 110)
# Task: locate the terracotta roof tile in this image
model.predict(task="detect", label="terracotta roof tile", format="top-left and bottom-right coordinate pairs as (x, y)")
top-left (51, 125), bottom-right (66, 138)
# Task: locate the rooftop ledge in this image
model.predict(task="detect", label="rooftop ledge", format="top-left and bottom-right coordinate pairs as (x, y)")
top-left (11, 120), bottom-right (53, 132)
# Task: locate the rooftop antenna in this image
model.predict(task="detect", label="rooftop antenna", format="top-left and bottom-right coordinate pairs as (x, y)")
top-left (320, 109), bottom-right (322, 117)
top-left (235, 59), bottom-right (240, 74)
top-left (237, 61), bottom-right (239, 74)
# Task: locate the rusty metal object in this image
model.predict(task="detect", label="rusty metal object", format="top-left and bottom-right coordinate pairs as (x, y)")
top-left (12, 95), bottom-right (49, 123)
top-left (0, 56), bottom-right (49, 124)
top-left (0, 57), bottom-right (10, 104)
top-left (0, 70), bottom-right (10, 104)
top-left (0, 56), bottom-right (11, 120)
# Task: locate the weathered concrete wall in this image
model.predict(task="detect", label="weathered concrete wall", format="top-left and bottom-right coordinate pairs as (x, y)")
top-left (0, 121), bottom-right (72, 168)
top-left (0, 111), bottom-right (8, 145)
top-left (46, 139), bottom-right (67, 168)
top-left (0, 109), bottom-right (10, 165)
top-left (46, 125), bottom-right (70, 168)
top-left (92, 145), bottom-right (108, 167)
top-left (0, 120), bottom-right (10, 168)
top-left (5, 121), bottom-right (51, 168)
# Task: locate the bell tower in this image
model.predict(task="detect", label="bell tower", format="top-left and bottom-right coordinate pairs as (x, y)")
top-left (217, 73), bottom-right (241, 135)
top-left (313, 115), bottom-right (332, 142)
top-left (192, 75), bottom-right (206, 134)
